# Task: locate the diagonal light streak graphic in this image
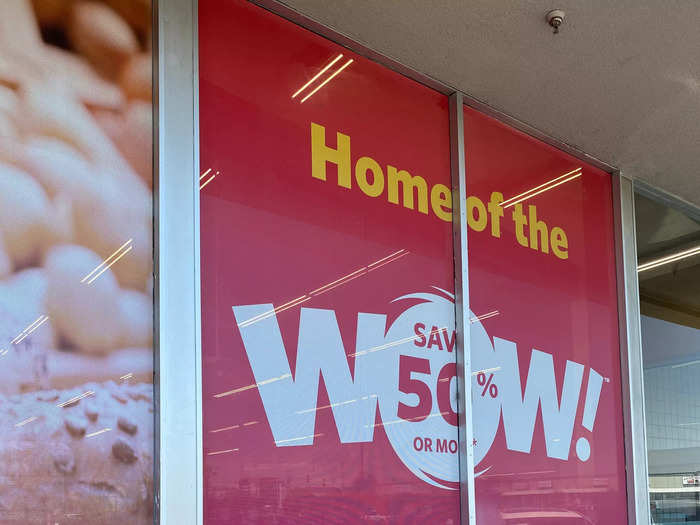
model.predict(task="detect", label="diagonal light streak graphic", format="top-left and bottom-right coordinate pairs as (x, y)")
top-left (86, 427), bottom-right (111, 438)
top-left (87, 246), bottom-right (133, 284)
top-left (81, 239), bottom-right (133, 283)
top-left (214, 373), bottom-right (291, 398)
top-left (300, 59), bottom-right (353, 103)
top-left (501, 168), bottom-right (582, 209)
top-left (12, 315), bottom-right (50, 345)
top-left (15, 416), bottom-right (37, 427)
top-left (292, 54), bottom-right (344, 98)
top-left (638, 244), bottom-right (700, 272)
top-left (236, 249), bottom-right (410, 328)
top-left (200, 171), bottom-right (219, 190)
top-left (470, 310), bottom-right (500, 323)
top-left (275, 433), bottom-right (323, 445)
top-left (208, 448), bottom-right (239, 456)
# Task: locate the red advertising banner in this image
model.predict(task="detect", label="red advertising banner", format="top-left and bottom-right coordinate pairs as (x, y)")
top-left (199, 1), bottom-right (628, 524)
top-left (464, 107), bottom-right (628, 524)
top-left (199, 1), bottom-right (459, 523)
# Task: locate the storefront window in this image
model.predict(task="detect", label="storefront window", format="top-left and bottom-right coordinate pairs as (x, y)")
top-left (464, 107), bottom-right (629, 524)
top-left (636, 193), bottom-right (700, 523)
top-left (199, 1), bottom-right (459, 523)
top-left (0, 1), bottom-right (154, 523)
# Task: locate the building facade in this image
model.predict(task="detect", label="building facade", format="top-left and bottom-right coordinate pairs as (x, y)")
top-left (0, 1), bottom-right (698, 524)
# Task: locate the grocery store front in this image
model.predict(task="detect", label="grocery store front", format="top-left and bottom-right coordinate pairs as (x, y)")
top-left (2, 0), bottom-right (699, 524)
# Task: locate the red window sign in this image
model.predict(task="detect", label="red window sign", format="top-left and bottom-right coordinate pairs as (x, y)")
top-left (199, 1), bottom-right (459, 522)
top-left (199, 1), bottom-right (628, 524)
top-left (465, 107), bottom-right (628, 523)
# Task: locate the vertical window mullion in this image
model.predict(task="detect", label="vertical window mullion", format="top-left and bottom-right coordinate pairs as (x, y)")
top-left (450, 91), bottom-right (477, 525)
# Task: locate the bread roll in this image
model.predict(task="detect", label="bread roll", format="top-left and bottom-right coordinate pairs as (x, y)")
top-left (94, 101), bottom-right (153, 187)
top-left (18, 85), bottom-right (137, 180)
top-left (117, 290), bottom-right (152, 349)
top-left (0, 0), bottom-right (42, 51)
top-left (40, 45), bottom-right (125, 110)
top-left (0, 162), bottom-right (55, 267)
top-left (104, 0), bottom-right (151, 36)
top-left (45, 244), bottom-right (124, 355)
top-left (45, 244), bottom-right (152, 354)
top-left (0, 268), bottom-right (56, 349)
top-left (67, 1), bottom-right (140, 80)
top-left (120, 53), bottom-right (151, 102)
top-left (18, 137), bottom-right (94, 199)
top-left (72, 177), bottom-right (152, 291)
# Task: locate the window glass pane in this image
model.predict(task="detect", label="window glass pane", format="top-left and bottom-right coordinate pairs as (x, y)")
top-left (0, 1), bottom-right (154, 523)
top-left (636, 192), bottom-right (700, 524)
top-left (199, 1), bottom-right (459, 522)
top-left (464, 106), bottom-right (628, 524)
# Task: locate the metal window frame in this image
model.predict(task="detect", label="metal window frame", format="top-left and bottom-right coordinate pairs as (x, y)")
top-left (623, 178), bottom-right (700, 525)
top-left (613, 174), bottom-right (651, 525)
top-left (450, 92), bottom-right (476, 523)
top-left (154, 1), bottom-right (656, 524)
top-left (155, 0), bottom-right (203, 524)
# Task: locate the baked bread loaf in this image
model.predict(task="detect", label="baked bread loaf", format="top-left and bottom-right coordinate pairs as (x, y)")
top-left (0, 381), bottom-right (153, 524)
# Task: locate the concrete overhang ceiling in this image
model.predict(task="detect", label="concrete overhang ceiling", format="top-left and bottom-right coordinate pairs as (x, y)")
top-left (279, 0), bottom-right (700, 207)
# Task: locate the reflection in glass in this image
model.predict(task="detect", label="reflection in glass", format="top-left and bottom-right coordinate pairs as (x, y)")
top-left (636, 193), bottom-right (700, 524)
